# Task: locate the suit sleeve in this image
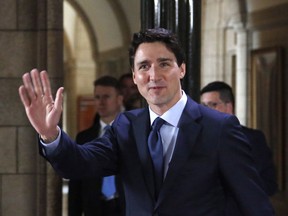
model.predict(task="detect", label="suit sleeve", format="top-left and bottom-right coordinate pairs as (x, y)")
top-left (218, 115), bottom-right (275, 216)
top-left (41, 128), bottom-right (119, 180)
top-left (247, 129), bottom-right (278, 196)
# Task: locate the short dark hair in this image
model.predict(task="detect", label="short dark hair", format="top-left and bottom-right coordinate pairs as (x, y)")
top-left (93, 76), bottom-right (121, 94)
top-left (119, 73), bottom-right (132, 86)
top-left (128, 28), bottom-right (185, 69)
top-left (200, 81), bottom-right (235, 106)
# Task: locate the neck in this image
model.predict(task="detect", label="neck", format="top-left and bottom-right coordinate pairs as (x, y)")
top-left (100, 113), bottom-right (119, 125)
top-left (149, 90), bottom-right (183, 115)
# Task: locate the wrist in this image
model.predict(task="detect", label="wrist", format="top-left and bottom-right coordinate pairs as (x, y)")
top-left (40, 128), bottom-right (59, 143)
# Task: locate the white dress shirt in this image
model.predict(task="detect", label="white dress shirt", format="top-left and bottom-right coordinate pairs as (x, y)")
top-left (149, 91), bottom-right (187, 177)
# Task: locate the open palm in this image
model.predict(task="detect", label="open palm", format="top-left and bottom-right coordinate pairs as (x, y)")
top-left (18, 69), bottom-right (64, 141)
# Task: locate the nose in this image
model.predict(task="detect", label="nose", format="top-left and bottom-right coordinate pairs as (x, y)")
top-left (149, 66), bottom-right (160, 81)
top-left (99, 97), bottom-right (107, 104)
top-left (95, 96), bottom-right (107, 105)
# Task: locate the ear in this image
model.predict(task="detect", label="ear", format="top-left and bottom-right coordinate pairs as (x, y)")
top-left (226, 102), bottom-right (234, 115)
top-left (132, 72), bottom-right (137, 84)
top-left (179, 63), bottom-right (186, 79)
top-left (118, 94), bottom-right (124, 105)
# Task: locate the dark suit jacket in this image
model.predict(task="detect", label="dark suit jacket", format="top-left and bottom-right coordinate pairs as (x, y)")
top-left (241, 126), bottom-right (278, 196)
top-left (68, 114), bottom-right (124, 216)
top-left (44, 97), bottom-right (274, 216)
top-left (224, 126), bottom-right (278, 216)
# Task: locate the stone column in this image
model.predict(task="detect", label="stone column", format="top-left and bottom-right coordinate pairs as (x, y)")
top-left (235, 27), bottom-right (248, 125)
top-left (0, 0), bottom-right (63, 215)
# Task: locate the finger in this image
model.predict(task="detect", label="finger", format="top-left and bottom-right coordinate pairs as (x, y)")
top-left (40, 70), bottom-right (52, 98)
top-left (31, 69), bottom-right (44, 98)
top-left (18, 85), bottom-right (31, 107)
top-left (22, 72), bottom-right (37, 101)
top-left (54, 87), bottom-right (64, 111)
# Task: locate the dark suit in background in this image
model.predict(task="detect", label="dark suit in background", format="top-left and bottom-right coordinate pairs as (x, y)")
top-left (242, 126), bottom-right (278, 195)
top-left (224, 127), bottom-right (277, 216)
top-left (68, 114), bottom-right (124, 216)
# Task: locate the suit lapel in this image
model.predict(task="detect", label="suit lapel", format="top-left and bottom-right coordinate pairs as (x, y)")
top-left (156, 99), bottom-right (203, 207)
top-left (133, 109), bottom-right (155, 199)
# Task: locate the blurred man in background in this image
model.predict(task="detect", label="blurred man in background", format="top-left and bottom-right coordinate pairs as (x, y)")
top-left (200, 81), bottom-right (278, 196)
top-left (68, 76), bottom-right (124, 216)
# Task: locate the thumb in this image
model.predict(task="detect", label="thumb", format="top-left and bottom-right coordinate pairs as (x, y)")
top-left (54, 87), bottom-right (64, 111)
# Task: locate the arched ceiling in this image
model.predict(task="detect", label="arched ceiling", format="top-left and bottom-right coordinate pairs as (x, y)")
top-left (65, 0), bottom-right (140, 53)
top-left (73, 0), bottom-right (123, 52)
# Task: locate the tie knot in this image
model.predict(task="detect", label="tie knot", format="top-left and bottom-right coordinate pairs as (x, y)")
top-left (101, 125), bottom-right (110, 136)
top-left (152, 117), bottom-right (165, 131)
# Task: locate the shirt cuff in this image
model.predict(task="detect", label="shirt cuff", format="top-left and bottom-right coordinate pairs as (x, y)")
top-left (40, 126), bottom-right (61, 156)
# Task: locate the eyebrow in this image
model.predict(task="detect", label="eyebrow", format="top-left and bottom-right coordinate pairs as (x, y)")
top-left (136, 57), bottom-right (173, 66)
top-left (157, 57), bottom-right (173, 62)
top-left (136, 60), bottom-right (149, 67)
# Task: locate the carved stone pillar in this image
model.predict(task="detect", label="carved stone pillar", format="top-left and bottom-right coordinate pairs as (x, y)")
top-left (0, 0), bottom-right (63, 215)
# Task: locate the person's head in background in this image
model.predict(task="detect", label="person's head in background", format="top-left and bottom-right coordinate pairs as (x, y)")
top-left (119, 73), bottom-right (140, 109)
top-left (124, 93), bottom-right (143, 110)
top-left (200, 81), bottom-right (234, 115)
top-left (93, 76), bottom-right (123, 124)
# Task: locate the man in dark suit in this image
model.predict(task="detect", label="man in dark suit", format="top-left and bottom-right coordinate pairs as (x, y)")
top-left (68, 76), bottom-right (124, 216)
top-left (19, 28), bottom-right (275, 215)
top-left (200, 81), bottom-right (278, 197)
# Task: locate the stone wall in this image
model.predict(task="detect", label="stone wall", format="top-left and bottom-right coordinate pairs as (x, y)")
top-left (0, 0), bottom-right (63, 215)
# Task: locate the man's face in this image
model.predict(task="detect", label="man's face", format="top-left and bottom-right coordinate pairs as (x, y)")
top-left (200, 91), bottom-right (233, 114)
top-left (94, 85), bottom-right (123, 119)
top-left (132, 42), bottom-right (185, 114)
top-left (120, 77), bottom-right (138, 102)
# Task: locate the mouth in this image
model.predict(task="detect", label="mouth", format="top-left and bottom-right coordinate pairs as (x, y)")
top-left (148, 87), bottom-right (165, 94)
top-left (97, 107), bottom-right (106, 112)
top-left (148, 83), bottom-right (166, 90)
top-left (149, 86), bottom-right (163, 90)
top-left (147, 81), bottom-right (166, 92)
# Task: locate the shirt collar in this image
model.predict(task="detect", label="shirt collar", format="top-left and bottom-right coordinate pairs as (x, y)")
top-left (100, 119), bottom-right (114, 129)
top-left (149, 91), bottom-right (187, 127)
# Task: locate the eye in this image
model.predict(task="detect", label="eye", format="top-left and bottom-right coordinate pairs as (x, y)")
top-left (103, 95), bottom-right (110, 100)
top-left (202, 102), bottom-right (223, 109)
top-left (160, 62), bottom-right (169, 67)
top-left (138, 64), bottom-right (149, 71)
top-left (210, 102), bottom-right (218, 108)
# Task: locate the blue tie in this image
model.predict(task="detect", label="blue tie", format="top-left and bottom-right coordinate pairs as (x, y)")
top-left (148, 117), bottom-right (165, 198)
top-left (102, 175), bottom-right (116, 199)
top-left (101, 125), bottom-right (116, 199)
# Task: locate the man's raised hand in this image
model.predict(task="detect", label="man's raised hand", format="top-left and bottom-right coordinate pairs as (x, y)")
top-left (18, 69), bottom-right (64, 142)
